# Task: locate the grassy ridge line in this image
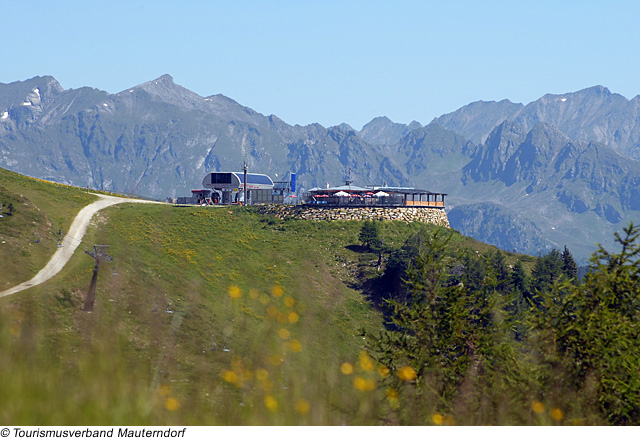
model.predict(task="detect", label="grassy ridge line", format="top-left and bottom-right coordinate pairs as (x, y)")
top-left (0, 166), bottom-right (147, 199)
top-left (1, 195), bottom-right (164, 297)
top-left (0, 168), bottom-right (98, 287)
top-left (0, 166), bottom-right (163, 289)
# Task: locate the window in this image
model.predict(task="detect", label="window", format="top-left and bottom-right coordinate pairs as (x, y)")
top-left (213, 173), bottom-right (232, 184)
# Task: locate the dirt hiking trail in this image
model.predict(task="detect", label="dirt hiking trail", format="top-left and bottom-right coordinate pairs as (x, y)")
top-left (1, 194), bottom-right (163, 298)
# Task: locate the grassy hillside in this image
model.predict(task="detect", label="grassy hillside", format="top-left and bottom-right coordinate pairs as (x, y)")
top-left (0, 170), bottom-right (537, 425)
top-left (0, 167), bottom-right (98, 288)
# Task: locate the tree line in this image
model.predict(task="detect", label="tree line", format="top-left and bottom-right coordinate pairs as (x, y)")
top-left (358, 219), bottom-right (640, 425)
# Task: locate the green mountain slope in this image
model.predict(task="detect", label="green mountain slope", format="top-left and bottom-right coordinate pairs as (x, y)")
top-left (0, 170), bottom-right (530, 425)
top-left (0, 167), bottom-right (97, 288)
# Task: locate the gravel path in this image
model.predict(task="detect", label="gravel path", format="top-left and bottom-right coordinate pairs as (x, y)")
top-left (0, 194), bottom-right (162, 298)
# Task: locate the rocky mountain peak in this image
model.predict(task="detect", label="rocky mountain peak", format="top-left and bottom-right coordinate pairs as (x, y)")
top-left (407, 120), bottom-right (423, 131)
top-left (434, 99), bottom-right (524, 145)
top-left (463, 121), bottom-right (526, 182)
top-left (123, 74), bottom-right (205, 110)
top-left (332, 123), bottom-right (357, 134)
top-left (523, 122), bottom-right (571, 157)
top-left (360, 116), bottom-right (422, 146)
top-left (0, 75), bottom-right (63, 110)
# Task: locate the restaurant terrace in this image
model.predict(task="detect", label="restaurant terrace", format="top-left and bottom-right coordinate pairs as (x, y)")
top-left (303, 183), bottom-right (446, 208)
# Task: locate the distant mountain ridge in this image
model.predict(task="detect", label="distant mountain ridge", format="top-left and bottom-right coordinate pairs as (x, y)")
top-left (1, 75), bottom-right (639, 263)
top-left (434, 86), bottom-right (640, 159)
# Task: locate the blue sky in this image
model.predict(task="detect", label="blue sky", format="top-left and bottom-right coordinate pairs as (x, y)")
top-left (1, 0), bottom-right (639, 129)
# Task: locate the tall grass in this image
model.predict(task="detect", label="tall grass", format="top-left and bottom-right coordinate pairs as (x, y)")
top-left (2, 205), bottom-right (411, 424)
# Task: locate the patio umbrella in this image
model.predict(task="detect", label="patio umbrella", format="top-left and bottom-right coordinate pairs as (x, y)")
top-left (334, 191), bottom-right (350, 197)
top-left (374, 191), bottom-right (389, 197)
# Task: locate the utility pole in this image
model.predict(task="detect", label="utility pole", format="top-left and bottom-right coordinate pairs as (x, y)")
top-left (83, 245), bottom-right (112, 312)
top-left (243, 161), bottom-right (248, 207)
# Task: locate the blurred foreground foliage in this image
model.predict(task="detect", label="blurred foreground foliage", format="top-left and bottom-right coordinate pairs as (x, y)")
top-left (366, 222), bottom-right (640, 425)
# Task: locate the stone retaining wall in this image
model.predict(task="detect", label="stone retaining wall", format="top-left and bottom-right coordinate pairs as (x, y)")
top-left (255, 205), bottom-right (450, 227)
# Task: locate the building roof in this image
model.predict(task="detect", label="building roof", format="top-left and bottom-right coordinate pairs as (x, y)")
top-left (326, 184), bottom-right (371, 192)
top-left (372, 186), bottom-right (447, 195)
top-left (307, 184), bottom-right (446, 196)
top-left (235, 173), bottom-right (274, 186)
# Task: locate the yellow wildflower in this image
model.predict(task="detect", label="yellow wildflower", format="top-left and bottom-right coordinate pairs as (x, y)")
top-left (222, 370), bottom-right (239, 384)
top-left (255, 368), bottom-right (270, 382)
top-left (157, 384), bottom-right (171, 396)
top-left (386, 388), bottom-right (399, 403)
top-left (550, 407), bottom-right (564, 422)
top-left (378, 365), bottom-right (390, 378)
top-left (531, 401), bottom-right (545, 414)
top-left (164, 398), bottom-right (180, 411)
top-left (290, 339), bottom-right (303, 352)
top-left (295, 399), bottom-right (311, 415)
top-left (278, 328), bottom-right (291, 340)
top-left (264, 395), bottom-right (279, 412)
top-left (271, 285), bottom-right (284, 298)
top-left (228, 285), bottom-right (242, 299)
top-left (340, 362), bottom-right (354, 375)
top-left (269, 354), bottom-right (283, 366)
top-left (266, 305), bottom-right (278, 318)
top-left (358, 351), bottom-right (374, 371)
top-left (397, 366), bottom-right (417, 381)
top-left (288, 311), bottom-right (300, 324)
top-left (353, 376), bottom-right (376, 391)
top-left (284, 296), bottom-right (296, 308)
top-left (431, 413), bottom-right (444, 425)
top-left (444, 415), bottom-right (455, 426)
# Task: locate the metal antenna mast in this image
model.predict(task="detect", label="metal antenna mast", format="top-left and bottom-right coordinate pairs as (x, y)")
top-left (83, 245), bottom-right (112, 312)
top-left (243, 161), bottom-right (248, 207)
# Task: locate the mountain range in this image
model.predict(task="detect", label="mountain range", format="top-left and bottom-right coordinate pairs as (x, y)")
top-left (1, 74), bottom-right (639, 263)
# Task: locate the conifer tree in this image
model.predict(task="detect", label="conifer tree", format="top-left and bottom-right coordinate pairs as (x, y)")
top-left (531, 248), bottom-right (563, 294)
top-left (359, 220), bottom-right (382, 251)
top-left (561, 245), bottom-right (578, 281)
top-left (532, 223), bottom-right (640, 425)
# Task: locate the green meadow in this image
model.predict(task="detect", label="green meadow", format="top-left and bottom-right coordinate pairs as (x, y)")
top-left (2, 167), bottom-right (638, 425)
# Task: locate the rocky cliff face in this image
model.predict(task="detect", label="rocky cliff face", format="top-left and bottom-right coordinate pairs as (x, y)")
top-left (436, 86), bottom-right (640, 159)
top-left (0, 75), bottom-right (409, 198)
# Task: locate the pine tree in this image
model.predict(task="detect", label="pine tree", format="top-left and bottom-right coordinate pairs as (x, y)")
top-left (531, 248), bottom-right (563, 294)
top-left (359, 220), bottom-right (382, 251)
top-left (488, 249), bottom-right (509, 292)
top-left (561, 245), bottom-right (578, 281)
top-left (532, 223), bottom-right (640, 424)
top-left (510, 260), bottom-right (531, 304)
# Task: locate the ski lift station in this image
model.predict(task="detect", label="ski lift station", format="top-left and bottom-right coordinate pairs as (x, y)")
top-left (177, 171), bottom-right (295, 205)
